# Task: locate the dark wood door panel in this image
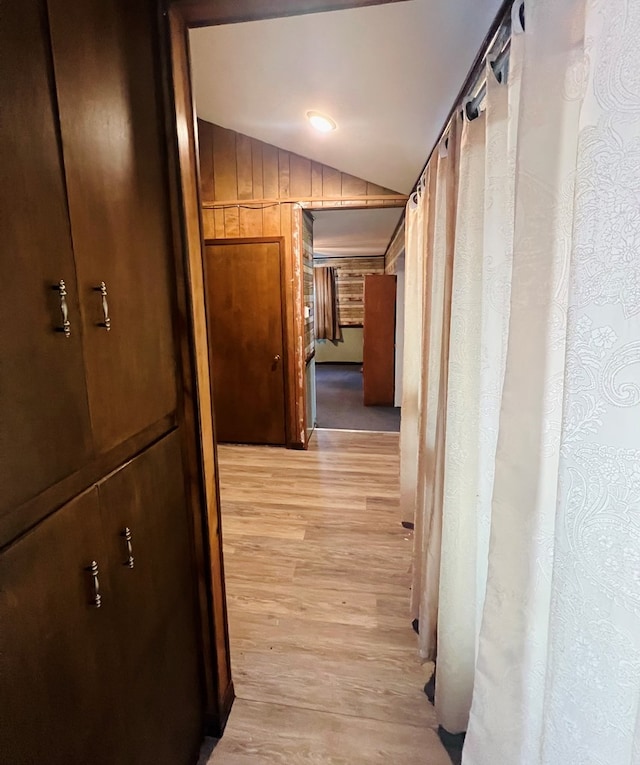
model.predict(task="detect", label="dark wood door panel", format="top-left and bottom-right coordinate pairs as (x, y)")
top-left (97, 432), bottom-right (203, 764)
top-left (0, 0), bottom-right (93, 527)
top-left (47, 0), bottom-right (177, 453)
top-left (363, 274), bottom-right (396, 406)
top-left (0, 489), bottom-right (122, 765)
top-left (205, 241), bottom-right (287, 444)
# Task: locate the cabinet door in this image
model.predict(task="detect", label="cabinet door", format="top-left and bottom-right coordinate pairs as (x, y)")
top-left (0, 490), bottom-right (122, 765)
top-left (46, 0), bottom-right (177, 453)
top-left (0, 0), bottom-right (93, 529)
top-left (98, 432), bottom-right (202, 765)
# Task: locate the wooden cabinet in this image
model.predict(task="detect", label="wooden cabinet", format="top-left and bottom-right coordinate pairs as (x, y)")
top-left (0, 0), bottom-right (94, 523)
top-left (0, 434), bottom-right (203, 765)
top-left (0, 0), bottom-right (230, 760)
top-left (0, 490), bottom-right (123, 765)
top-left (98, 433), bottom-right (202, 765)
top-left (363, 275), bottom-right (397, 406)
top-left (47, 0), bottom-right (178, 453)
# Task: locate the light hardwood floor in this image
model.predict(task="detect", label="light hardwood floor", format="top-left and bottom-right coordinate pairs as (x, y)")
top-left (207, 429), bottom-right (449, 764)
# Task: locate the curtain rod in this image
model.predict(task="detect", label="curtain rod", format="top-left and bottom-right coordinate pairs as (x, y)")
top-left (383, 0), bottom-right (521, 262)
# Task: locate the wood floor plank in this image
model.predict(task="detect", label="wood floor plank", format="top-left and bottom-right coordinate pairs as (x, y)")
top-left (211, 700), bottom-right (451, 765)
top-left (210, 429), bottom-right (447, 763)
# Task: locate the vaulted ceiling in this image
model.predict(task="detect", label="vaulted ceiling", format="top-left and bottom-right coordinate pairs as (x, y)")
top-left (189, 0), bottom-right (503, 195)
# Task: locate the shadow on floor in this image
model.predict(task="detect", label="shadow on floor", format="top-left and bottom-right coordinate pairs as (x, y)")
top-left (315, 363), bottom-right (400, 432)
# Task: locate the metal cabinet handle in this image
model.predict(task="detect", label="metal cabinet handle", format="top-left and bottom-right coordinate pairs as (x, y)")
top-left (121, 527), bottom-right (134, 568)
top-left (86, 560), bottom-right (102, 608)
top-left (271, 353), bottom-right (281, 371)
top-left (94, 281), bottom-right (111, 331)
top-left (55, 279), bottom-right (71, 337)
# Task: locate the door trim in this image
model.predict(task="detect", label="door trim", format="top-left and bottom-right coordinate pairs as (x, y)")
top-left (203, 237), bottom-right (290, 447)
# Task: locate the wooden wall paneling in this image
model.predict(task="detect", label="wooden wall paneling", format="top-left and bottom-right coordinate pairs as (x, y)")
top-left (166, 8), bottom-right (233, 733)
top-left (214, 208), bottom-right (226, 238)
top-left (212, 125), bottom-right (237, 201)
top-left (385, 217), bottom-right (406, 274)
top-left (243, 140), bottom-right (265, 235)
top-left (279, 202), bottom-right (301, 446)
top-left (197, 119), bottom-right (215, 200)
top-left (311, 161), bottom-right (323, 199)
top-left (366, 182), bottom-right (387, 206)
top-left (251, 139), bottom-right (264, 198)
top-left (201, 209), bottom-right (215, 239)
top-left (224, 206), bottom-right (240, 238)
top-left (278, 149), bottom-right (291, 199)
top-left (314, 256), bottom-right (385, 326)
top-left (341, 173), bottom-right (368, 207)
top-left (302, 211), bottom-right (315, 361)
top-left (291, 207), bottom-right (306, 445)
top-left (322, 165), bottom-right (343, 207)
top-left (235, 133), bottom-right (253, 199)
top-left (290, 155), bottom-right (312, 199)
top-left (262, 143), bottom-right (280, 198)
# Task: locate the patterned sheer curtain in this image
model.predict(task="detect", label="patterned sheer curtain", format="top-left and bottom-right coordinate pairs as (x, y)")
top-left (402, 0), bottom-right (640, 760)
top-left (314, 266), bottom-right (341, 341)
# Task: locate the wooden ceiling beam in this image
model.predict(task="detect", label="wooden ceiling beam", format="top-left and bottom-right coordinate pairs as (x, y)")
top-left (172, 0), bottom-right (412, 28)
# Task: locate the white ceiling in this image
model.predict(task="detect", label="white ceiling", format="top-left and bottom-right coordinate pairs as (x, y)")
top-left (312, 207), bottom-right (404, 258)
top-left (189, 0), bottom-right (503, 194)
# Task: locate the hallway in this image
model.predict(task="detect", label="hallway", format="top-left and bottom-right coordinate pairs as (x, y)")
top-left (206, 430), bottom-right (449, 763)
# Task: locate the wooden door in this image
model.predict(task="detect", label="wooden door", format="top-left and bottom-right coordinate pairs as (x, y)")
top-left (46, 0), bottom-right (177, 453)
top-left (363, 275), bottom-right (397, 406)
top-left (98, 432), bottom-right (202, 765)
top-left (204, 240), bottom-right (287, 445)
top-left (0, 0), bottom-right (93, 529)
top-left (0, 490), bottom-right (123, 765)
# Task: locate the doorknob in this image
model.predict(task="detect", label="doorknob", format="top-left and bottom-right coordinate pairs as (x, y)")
top-left (271, 354), bottom-right (281, 370)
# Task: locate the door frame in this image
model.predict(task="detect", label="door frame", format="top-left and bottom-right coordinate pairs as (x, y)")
top-left (203, 236), bottom-right (290, 447)
top-left (160, 0), bottom-right (406, 736)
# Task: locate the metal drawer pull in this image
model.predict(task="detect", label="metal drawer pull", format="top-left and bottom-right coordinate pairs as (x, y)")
top-left (86, 560), bottom-right (102, 608)
top-left (121, 527), bottom-right (134, 568)
top-left (94, 281), bottom-right (111, 331)
top-left (55, 279), bottom-right (71, 337)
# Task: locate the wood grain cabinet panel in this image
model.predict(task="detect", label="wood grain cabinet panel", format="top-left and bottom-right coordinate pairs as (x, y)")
top-left (98, 432), bottom-right (203, 765)
top-left (47, 0), bottom-right (178, 453)
top-left (0, 0), bottom-right (93, 523)
top-left (0, 434), bottom-right (203, 765)
top-left (0, 489), bottom-right (123, 765)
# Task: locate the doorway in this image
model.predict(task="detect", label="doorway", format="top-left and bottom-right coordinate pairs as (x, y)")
top-left (311, 207), bottom-right (403, 432)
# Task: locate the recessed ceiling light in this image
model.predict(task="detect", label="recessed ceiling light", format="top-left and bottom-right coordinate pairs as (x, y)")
top-left (306, 111), bottom-right (337, 133)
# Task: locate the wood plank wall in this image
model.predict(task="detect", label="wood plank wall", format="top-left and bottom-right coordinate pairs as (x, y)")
top-left (384, 217), bottom-right (405, 275)
top-left (302, 212), bottom-right (314, 361)
top-left (197, 118), bottom-right (402, 447)
top-left (314, 256), bottom-right (385, 326)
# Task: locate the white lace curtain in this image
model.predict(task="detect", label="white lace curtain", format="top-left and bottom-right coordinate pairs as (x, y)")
top-left (401, 0), bottom-right (640, 760)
